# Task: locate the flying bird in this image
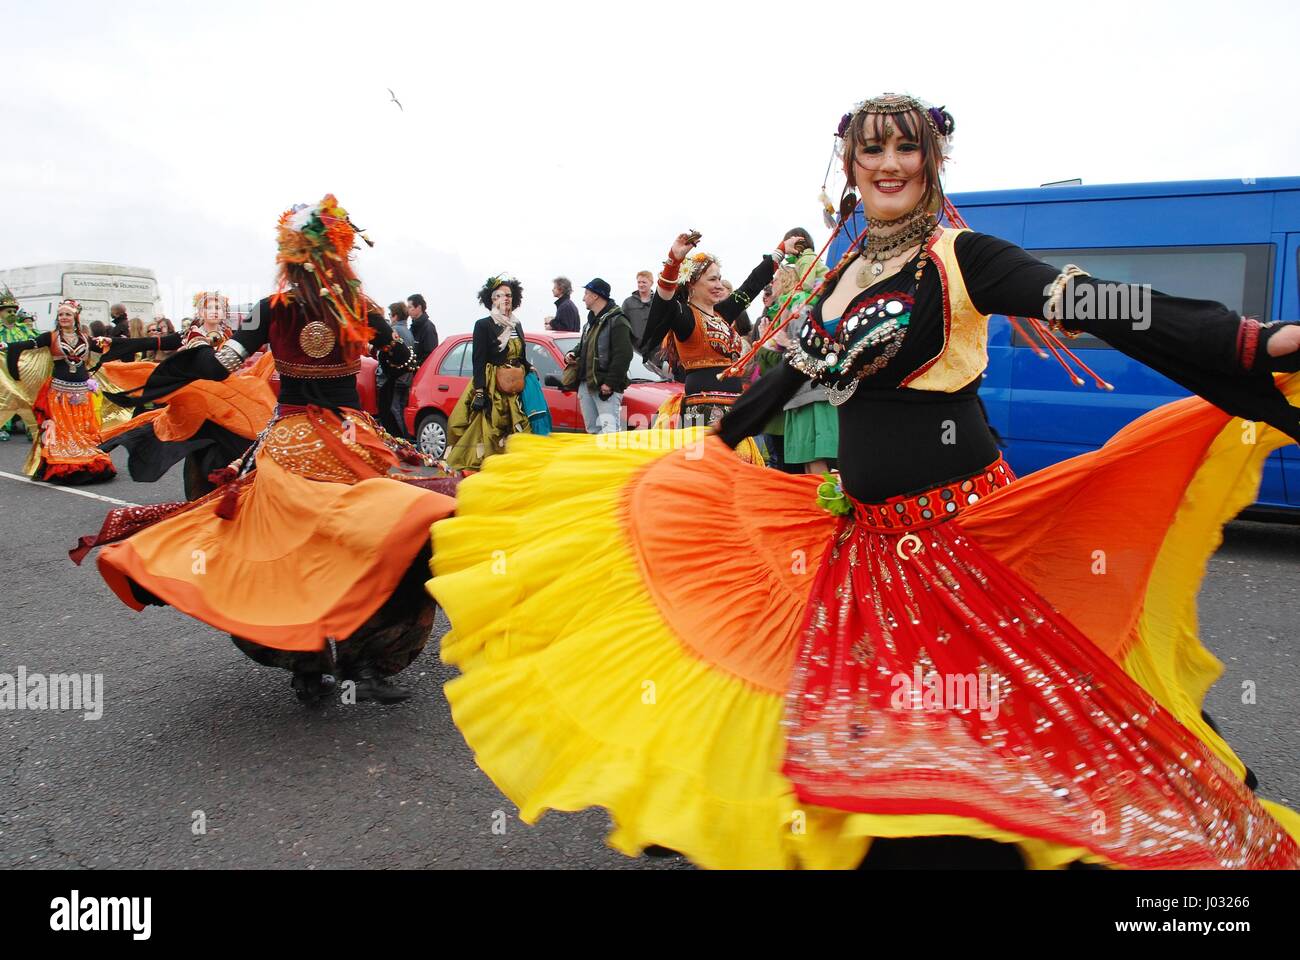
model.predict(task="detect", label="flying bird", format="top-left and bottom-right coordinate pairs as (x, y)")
top-left (387, 88), bottom-right (403, 112)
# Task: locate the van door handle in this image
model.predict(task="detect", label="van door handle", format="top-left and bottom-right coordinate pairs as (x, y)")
top-left (437, 384), bottom-right (449, 391)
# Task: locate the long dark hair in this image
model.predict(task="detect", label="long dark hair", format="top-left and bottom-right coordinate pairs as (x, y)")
top-left (281, 261), bottom-right (376, 361)
top-left (477, 278), bottom-right (523, 311)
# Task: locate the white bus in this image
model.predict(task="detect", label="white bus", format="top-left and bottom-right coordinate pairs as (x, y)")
top-left (0, 261), bottom-right (161, 332)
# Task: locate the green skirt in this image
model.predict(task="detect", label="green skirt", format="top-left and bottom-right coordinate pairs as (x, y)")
top-left (447, 364), bottom-right (531, 471)
top-left (782, 401), bottom-right (839, 464)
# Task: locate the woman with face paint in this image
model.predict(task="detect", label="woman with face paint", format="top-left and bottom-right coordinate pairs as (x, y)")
top-left (428, 95), bottom-right (1300, 870)
top-left (445, 276), bottom-right (533, 472)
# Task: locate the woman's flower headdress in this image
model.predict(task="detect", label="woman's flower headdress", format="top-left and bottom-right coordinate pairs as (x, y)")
top-left (672, 251), bottom-right (719, 288)
top-left (58, 298), bottom-right (82, 316)
top-left (273, 194), bottom-right (375, 358)
top-left (276, 194), bottom-right (373, 268)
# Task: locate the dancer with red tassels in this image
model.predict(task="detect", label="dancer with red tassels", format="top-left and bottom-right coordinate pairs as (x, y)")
top-left (428, 94), bottom-right (1300, 869)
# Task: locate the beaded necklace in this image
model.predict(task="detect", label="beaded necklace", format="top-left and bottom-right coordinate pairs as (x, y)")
top-left (854, 210), bottom-right (938, 286)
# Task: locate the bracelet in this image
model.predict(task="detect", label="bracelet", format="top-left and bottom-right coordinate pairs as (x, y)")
top-left (1237, 317), bottom-right (1262, 371)
top-left (1044, 265), bottom-right (1090, 338)
top-left (214, 345), bottom-right (243, 372)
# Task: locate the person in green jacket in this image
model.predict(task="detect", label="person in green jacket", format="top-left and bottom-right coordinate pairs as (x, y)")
top-left (569, 278), bottom-right (633, 434)
top-left (0, 290), bottom-right (39, 441)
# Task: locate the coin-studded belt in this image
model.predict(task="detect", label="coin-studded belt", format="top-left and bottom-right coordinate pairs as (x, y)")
top-left (850, 458), bottom-right (1015, 532)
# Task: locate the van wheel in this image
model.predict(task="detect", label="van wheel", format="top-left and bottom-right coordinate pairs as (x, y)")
top-left (415, 411), bottom-right (449, 460)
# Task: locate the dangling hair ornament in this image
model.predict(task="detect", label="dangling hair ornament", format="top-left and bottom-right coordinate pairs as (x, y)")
top-left (272, 194), bottom-right (375, 359)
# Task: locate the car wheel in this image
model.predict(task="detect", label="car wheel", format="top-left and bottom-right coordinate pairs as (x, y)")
top-left (415, 410), bottom-right (449, 460)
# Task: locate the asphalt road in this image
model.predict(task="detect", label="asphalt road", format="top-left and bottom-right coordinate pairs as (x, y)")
top-left (0, 435), bottom-right (1296, 870)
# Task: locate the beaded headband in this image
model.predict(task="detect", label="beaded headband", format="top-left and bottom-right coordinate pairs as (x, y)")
top-left (57, 298), bottom-right (82, 315)
top-left (835, 93), bottom-right (954, 151)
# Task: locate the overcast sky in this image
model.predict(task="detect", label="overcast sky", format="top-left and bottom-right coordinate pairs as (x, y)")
top-left (3, 0), bottom-right (1298, 332)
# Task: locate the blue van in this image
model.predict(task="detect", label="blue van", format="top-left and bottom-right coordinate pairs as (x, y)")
top-left (829, 178), bottom-right (1300, 511)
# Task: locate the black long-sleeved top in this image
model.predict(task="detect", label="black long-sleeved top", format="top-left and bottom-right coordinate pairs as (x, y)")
top-left (6, 331), bottom-right (93, 383)
top-left (719, 231), bottom-right (1300, 503)
top-left (470, 316), bottom-right (533, 391)
top-left (641, 254), bottom-right (775, 403)
top-left (4, 329), bottom-right (165, 384)
top-left (102, 300), bottom-right (405, 412)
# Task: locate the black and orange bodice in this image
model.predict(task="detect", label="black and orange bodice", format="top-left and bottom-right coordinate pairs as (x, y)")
top-left (264, 299), bottom-right (362, 380)
top-left (676, 306), bottom-right (745, 371)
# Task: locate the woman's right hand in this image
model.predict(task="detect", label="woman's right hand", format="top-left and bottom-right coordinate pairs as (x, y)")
top-left (670, 230), bottom-right (701, 262)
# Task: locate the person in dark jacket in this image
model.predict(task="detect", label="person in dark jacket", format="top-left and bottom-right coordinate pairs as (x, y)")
top-left (549, 277), bottom-right (581, 332)
top-left (109, 304), bottom-right (131, 338)
top-left (406, 293), bottom-right (439, 366)
top-left (376, 301), bottom-right (415, 438)
top-left (569, 278), bottom-right (633, 434)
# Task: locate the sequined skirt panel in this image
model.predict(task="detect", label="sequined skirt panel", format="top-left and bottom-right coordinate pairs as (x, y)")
top-left (782, 475), bottom-right (1299, 869)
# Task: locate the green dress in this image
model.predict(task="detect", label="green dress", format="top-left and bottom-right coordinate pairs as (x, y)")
top-left (772, 287), bottom-right (837, 464)
top-left (447, 333), bottom-right (531, 470)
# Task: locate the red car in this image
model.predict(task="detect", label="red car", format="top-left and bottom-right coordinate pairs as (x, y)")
top-left (404, 330), bottom-right (681, 459)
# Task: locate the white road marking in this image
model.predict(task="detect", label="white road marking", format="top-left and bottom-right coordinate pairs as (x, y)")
top-left (0, 470), bottom-right (138, 507)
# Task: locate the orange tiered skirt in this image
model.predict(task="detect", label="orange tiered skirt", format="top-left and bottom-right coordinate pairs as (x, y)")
top-left (428, 374), bottom-right (1300, 869)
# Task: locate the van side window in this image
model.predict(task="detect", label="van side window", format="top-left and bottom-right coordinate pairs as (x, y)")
top-left (1013, 244), bottom-right (1274, 349)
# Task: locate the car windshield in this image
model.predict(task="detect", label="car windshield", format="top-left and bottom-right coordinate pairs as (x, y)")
top-left (550, 336), bottom-right (668, 383)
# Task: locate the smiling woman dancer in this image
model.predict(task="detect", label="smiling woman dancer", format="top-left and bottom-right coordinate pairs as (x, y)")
top-left (428, 95), bottom-right (1300, 869)
top-left (0, 299), bottom-right (138, 484)
top-left (641, 232), bottom-right (810, 428)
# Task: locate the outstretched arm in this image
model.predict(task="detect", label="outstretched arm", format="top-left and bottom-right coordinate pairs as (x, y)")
top-left (1, 332), bottom-right (50, 380)
top-left (956, 231), bottom-right (1300, 442)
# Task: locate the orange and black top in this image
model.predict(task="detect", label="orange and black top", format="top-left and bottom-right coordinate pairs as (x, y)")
top-left (641, 255), bottom-right (776, 409)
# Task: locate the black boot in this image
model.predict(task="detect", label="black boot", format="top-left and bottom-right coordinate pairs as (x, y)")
top-left (347, 665), bottom-right (412, 704)
top-left (291, 671), bottom-right (336, 704)
top-left (643, 845), bottom-right (682, 859)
